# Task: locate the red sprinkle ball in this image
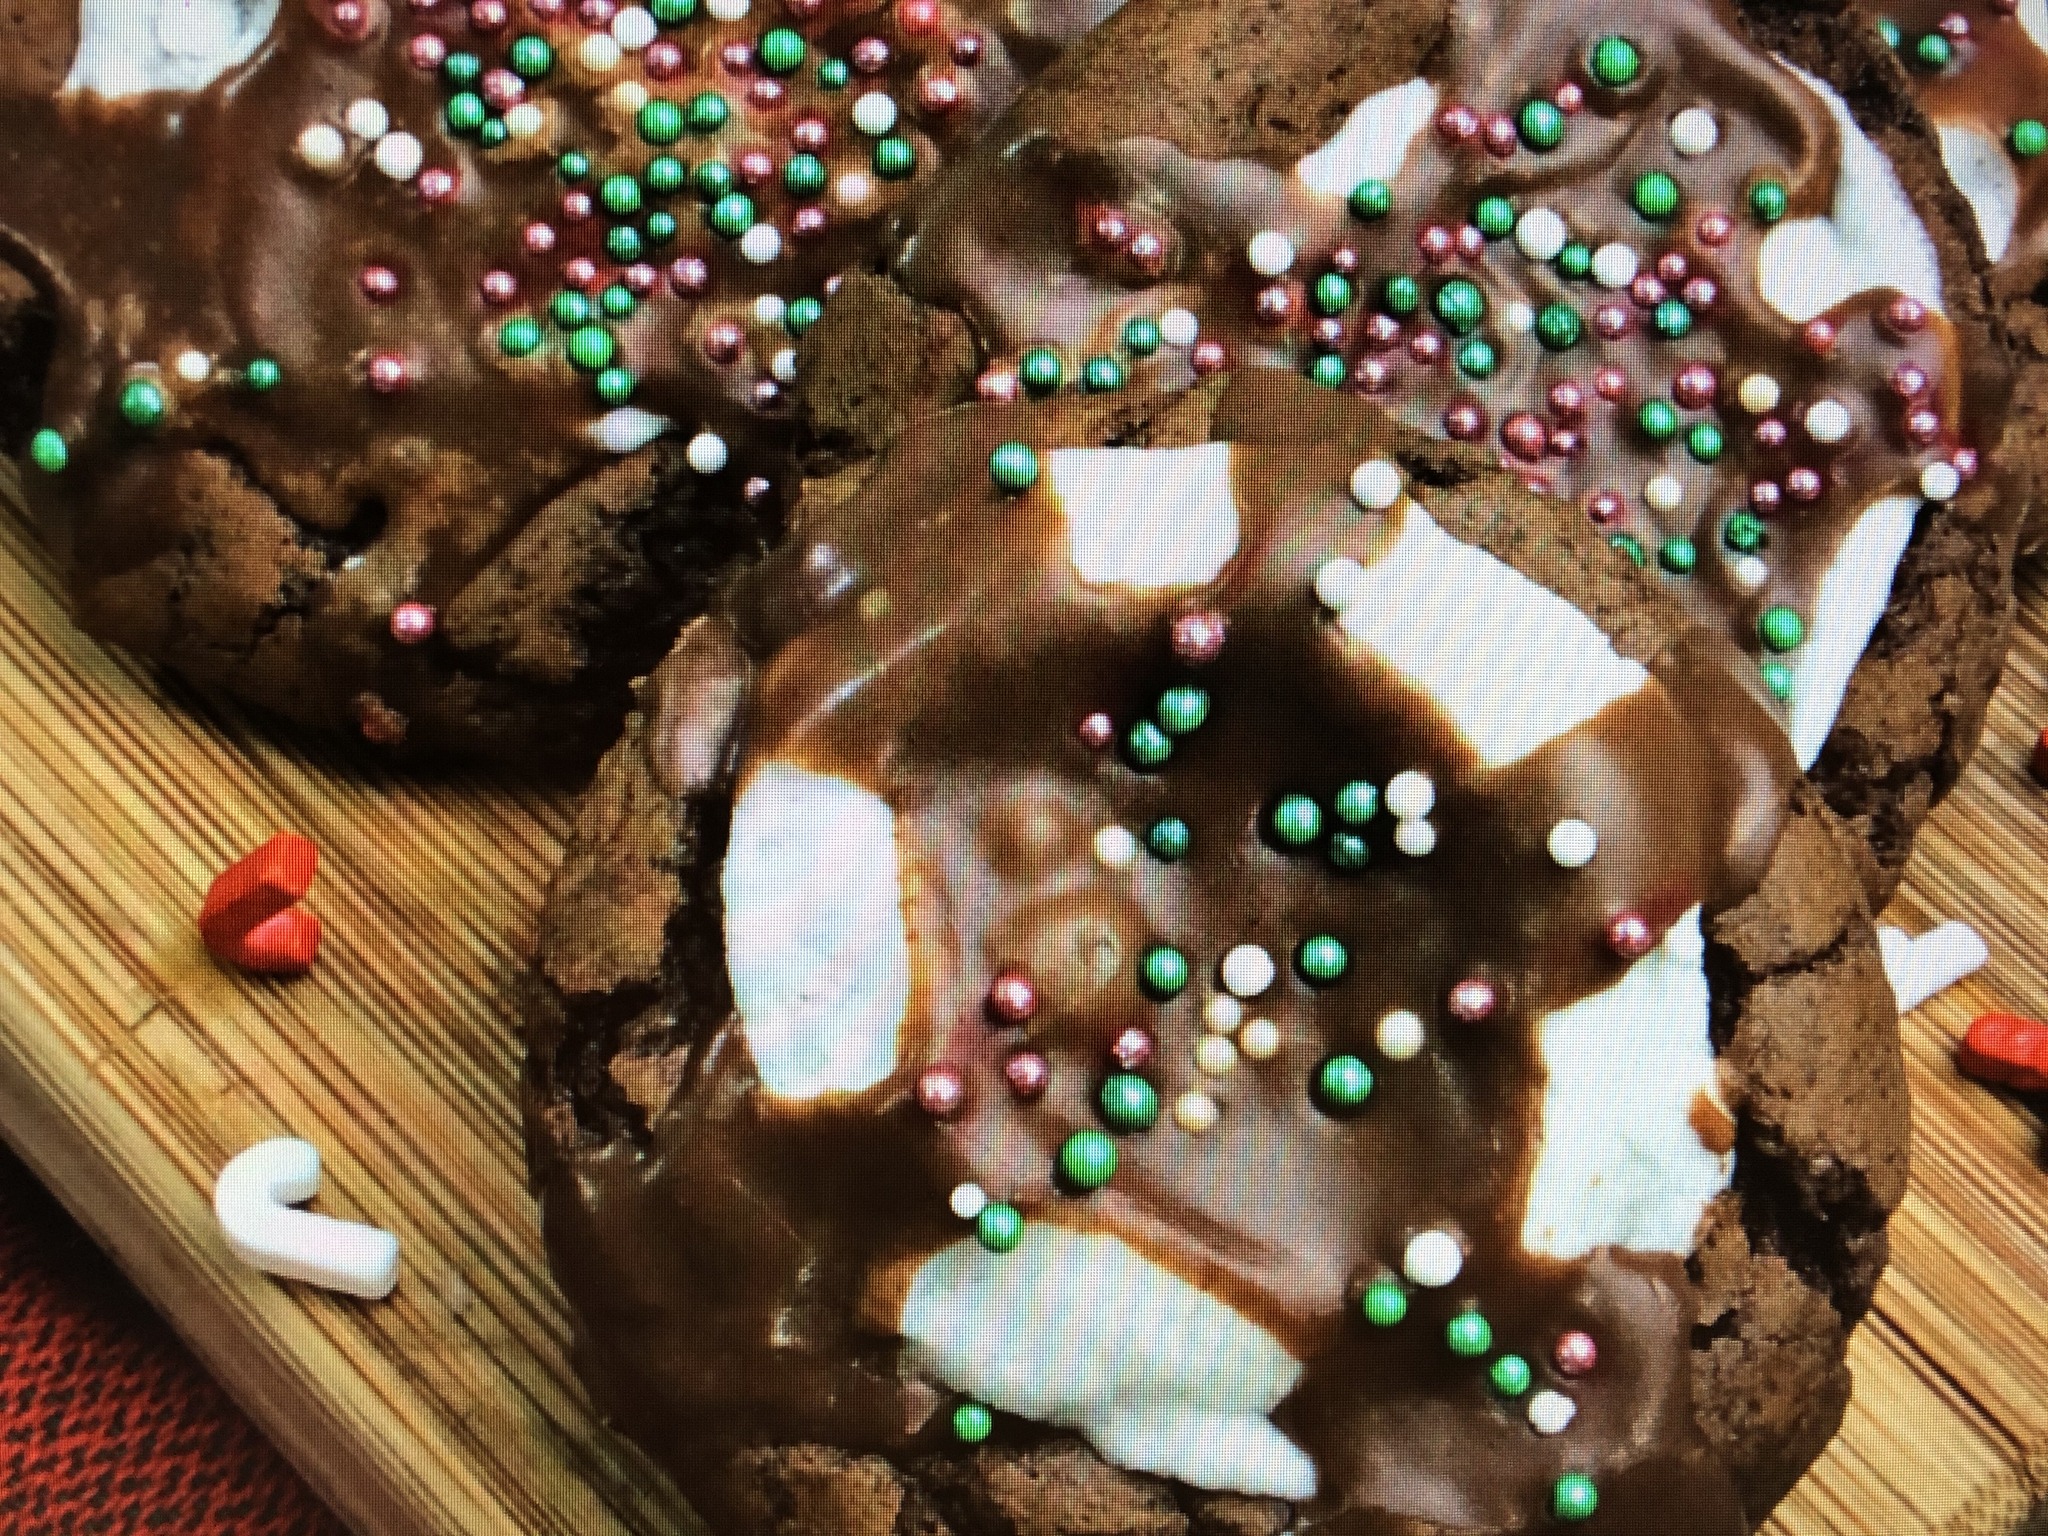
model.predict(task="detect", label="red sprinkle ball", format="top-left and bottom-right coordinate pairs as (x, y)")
top-left (917, 1065), bottom-right (968, 1119)
top-left (389, 601), bottom-right (437, 645)
top-left (1111, 1026), bottom-right (1156, 1071)
top-left (1554, 1330), bottom-right (1599, 1376)
top-left (1447, 978), bottom-right (1497, 1023)
top-left (1172, 609), bottom-right (1228, 664)
top-left (1606, 911), bottom-right (1655, 959)
top-left (1077, 711), bottom-right (1115, 749)
top-left (986, 969), bottom-right (1039, 1025)
top-left (1003, 1050), bottom-right (1051, 1100)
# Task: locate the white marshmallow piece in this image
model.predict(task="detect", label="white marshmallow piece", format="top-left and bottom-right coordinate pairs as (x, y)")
top-left (590, 408), bottom-right (672, 454)
top-left (1050, 444), bottom-right (1241, 588)
top-left (1295, 77), bottom-right (1439, 199)
top-left (214, 1138), bottom-right (399, 1300)
top-left (1878, 921), bottom-right (1989, 1012)
top-left (68, 0), bottom-right (282, 99)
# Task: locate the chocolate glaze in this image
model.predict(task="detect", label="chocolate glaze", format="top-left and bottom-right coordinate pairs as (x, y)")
top-left (0, 0), bottom-right (1112, 752)
top-left (538, 375), bottom-right (1801, 1534)
top-left (894, 0), bottom-right (2005, 724)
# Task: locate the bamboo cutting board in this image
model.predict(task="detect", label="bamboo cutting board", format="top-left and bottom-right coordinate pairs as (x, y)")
top-left (0, 462), bottom-right (2041, 1536)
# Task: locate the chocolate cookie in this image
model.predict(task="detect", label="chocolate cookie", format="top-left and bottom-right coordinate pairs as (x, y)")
top-left (853, 0), bottom-right (2017, 895)
top-left (1867, 0), bottom-right (2048, 550)
top-left (525, 373), bottom-right (1908, 1536)
top-left (0, 0), bottom-right (1110, 760)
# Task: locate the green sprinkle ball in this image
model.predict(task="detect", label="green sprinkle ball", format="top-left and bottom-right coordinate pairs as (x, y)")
top-left (1473, 195), bottom-right (1515, 238)
top-left (2013, 119), bottom-right (2048, 159)
top-left (975, 1203), bottom-right (1024, 1253)
top-left (709, 192), bottom-right (755, 238)
top-left (1658, 537), bottom-right (1698, 575)
top-left (1362, 1276), bottom-right (1408, 1327)
top-left (1126, 719), bottom-right (1172, 768)
top-left (1749, 178), bottom-right (1789, 224)
top-left (638, 98), bottom-right (685, 145)
top-left (645, 155), bottom-right (686, 193)
top-left (686, 91), bottom-right (730, 132)
top-left (1535, 303), bottom-right (1582, 351)
top-left (1555, 241), bottom-right (1593, 280)
top-left (1724, 510), bottom-right (1765, 552)
top-left (1313, 272), bottom-right (1355, 315)
top-left (1552, 1473), bottom-right (1599, 1523)
top-left (1349, 178), bottom-right (1392, 220)
top-left (1433, 278), bottom-right (1485, 334)
top-left (1913, 32), bottom-right (1953, 69)
top-left (1146, 816), bottom-right (1191, 861)
top-left (552, 290), bottom-right (593, 328)
top-left (1685, 421), bottom-right (1724, 463)
top-left (1652, 298), bottom-right (1693, 340)
top-left (443, 51), bottom-right (482, 87)
top-left (243, 357), bottom-right (282, 393)
top-left (817, 57), bottom-right (851, 90)
top-left (119, 378), bottom-right (165, 429)
top-left (1758, 606), bottom-right (1805, 652)
top-left (445, 92), bottom-right (487, 135)
top-left (1445, 1310), bottom-right (1493, 1357)
top-left (1019, 347), bottom-right (1064, 395)
top-left (1082, 355), bottom-right (1126, 393)
top-left (1328, 832), bottom-right (1369, 871)
top-left (693, 159), bottom-right (735, 198)
top-left (1271, 793), bottom-right (1324, 846)
top-left (758, 27), bottom-right (805, 73)
top-left (873, 136), bottom-right (917, 179)
top-left (479, 118), bottom-right (510, 148)
top-left (567, 326), bottom-right (617, 373)
top-left (1315, 1054), bottom-right (1374, 1113)
top-left (1297, 935), bottom-right (1349, 985)
top-left (786, 296), bottom-right (824, 334)
top-left (1334, 781), bottom-right (1378, 824)
top-left (784, 152), bottom-right (827, 194)
top-left (1589, 35), bottom-right (1641, 88)
top-left (650, 0), bottom-right (697, 19)
top-left (1099, 1073), bottom-right (1161, 1132)
top-left (1123, 317), bottom-right (1162, 355)
top-left (989, 441), bottom-right (1039, 492)
top-left (499, 317), bottom-right (543, 358)
top-left (1140, 944), bottom-right (1190, 999)
top-left (557, 149), bottom-right (591, 182)
top-left (595, 368), bottom-right (637, 404)
top-left (508, 35), bottom-right (554, 78)
top-left (1609, 532), bottom-right (1646, 567)
top-left (1761, 659), bottom-right (1794, 701)
top-left (1309, 353), bottom-right (1348, 389)
top-left (1156, 686), bottom-right (1209, 735)
top-left (607, 225), bottom-right (644, 262)
top-left (600, 174), bottom-right (643, 216)
top-left (952, 1403), bottom-right (994, 1444)
top-left (1637, 399), bottom-right (1680, 442)
top-left (1632, 171), bottom-right (1680, 221)
top-left (1381, 274), bottom-right (1422, 316)
top-left (1490, 1354), bottom-right (1533, 1397)
top-left (644, 211), bottom-right (678, 245)
top-left (1455, 338), bottom-right (1496, 379)
top-left (1517, 98), bottom-right (1564, 151)
top-left (27, 429), bottom-right (67, 474)
top-left (1058, 1130), bottom-right (1118, 1191)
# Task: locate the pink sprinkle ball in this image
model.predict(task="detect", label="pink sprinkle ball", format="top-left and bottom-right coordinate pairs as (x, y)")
top-left (1128, 230), bottom-right (1166, 274)
top-left (792, 115), bottom-right (830, 151)
top-left (748, 78), bottom-right (786, 110)
top-left (1453, 223), bottom-right (1485, 260)
top-left (389, 601), bottom-right (437, 645)
top-left (669, 255), bottom-right (709, 294)
top-left (417, 167), bottom-right (460, 205)
top-left (623, 262), bottom-right (659, 296)
top-left (1254, 284), bottom-right (1295, 326)
top-left (646, 41), bottom-right (685, 78)
top-left (1111, 1026), bottom-right (1155, 1071)
top-left (1750, 479), bottom-right (1782, 514)
top-left (1312, 318), bottom-right (1347, 350)
top-left (1481, 112), bottom-right (1519, 157)
top-left (852, 36), bottom-right (891, 72)
top-left (898, 0), bottom-right (941, 33)
top-left (986, 970), bottom-right (1039, 1025)
top-left (1500, 412), bottom-right (1547, 462)
top-left (367, 353), bottom-right (409, 393)
top-left (1555, 1330), bottom-right (1599, 1376)
top-left (917, 1065), bottom-right (967, 1119)
top-left (1330, 245), bottom-right (1360, 275)
top-left (409, 33), bottom-right (449, 70)
top-left (359, 264), bottom-right (401, 303)
top-left (1442, 400), bottom-right (1485, 440)
top-left (1586, 490), bottom-right (1624, 527)
top-left (1548, 380), bottom-right (1586, 419)
top-left (919, 73), bottom-right (963, 113)
top-left (1171, 610), bottom-right (1227, 664)
top-left (1353, 357), bottom-right (1393, 393)
top-left (1800, 318), bottom-right (1837, 355)
top-left (580, 0), bottom-right (618, 25)
top-left (1655, 250), bottom-right (1689, 284)
top-left (1592, 303), bottom-right (1630, 340)
top-left (1892, 363), bottom-right (1929, 399)
top-left (1785, 467), bottom-right (1824, 503)
top-left (1682, 276), bottom-right (1718, 311)
top-left (975, 368), bottom-right (1019, 403)
top-left (1417, 224), bottom-right (1454, 263)
top-left (951, 30), bottom-right (984, 65)
top-left (751, 379), bottom-right (783, 411)
top-left (1753, 417), bottom-right (1788, 449)
top-left (743, 476), bottom-right (775, 507)
top-left (1553, 80), bottom-right (1584, 113)
top-left (1004, 1050), bottom-right (1050, 1100)
top-left (1087, 205), bottom-right (1131, 249)
top-left (1628, 274), bottom-right (1664, 310)
top-left (524, 221), bottom-right (558, 255)
top-left (719, 39), bottom-right (754, 73)
top-left (1938, 11), bottom-right (1970, 40)
top-left (1954, 447), bottom-right (1980, 480)
top-left (702, 320), bottom-right (745, 364)
top-left (1904, 408), bottom-right (1942, 446)
top-left (791, 205), bottom-right (830, 239)
top-left (1592, 365), bottom-right (1627, 401)
top-left (1190, 340), bottom-right (1229, 376)
top-left (1696, 209), bottom-right (1733, 246)
top-left (325, 0), bottom-right (370, 40)
top-left (1409, 331), bottom-right (1444, 365)
top-left (564, 257), bottom-right (600, 291)
top-left (482, 68), bottom-right (524, 109)
top-left (1548, 427), bottom-right (1583, 459)
top-left (1365, 314), bottom-right (1402, 349)
top-left (1437, 103), bottom-right (1480, 143)
top-left (738, 150), bottom-right (776, 186)
top-left (1077, 711), bottom-right (1115, 749)
top-left (1606, 911), bottom-right (1655, 958)
top-left (1884, 295), bottom-right (1929, 336)
top-left (479, 269), bottom-right (519, 305)
top-left (1673, 364), bottom-right (1718, 409)
top-left (1447, 978), bottom-right (1497, 1023)
top-left (562, 190), bottom-right (595, 222)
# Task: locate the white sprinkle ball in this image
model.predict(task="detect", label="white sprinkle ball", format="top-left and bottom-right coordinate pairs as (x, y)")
top-left (1313, 557), bottom-right (1369, 611)
top-left (1194, 1035), bottom-right (1239, 1077)
top-left (1738, 373), bottom-right (1781, 414)
top-left (579, 33), bottom-right (625, 72)
top-left (1393, 818), bottom-right (1437, 858)
top-left (771, 347), bottom-right (798, 383)
top-left (1239, 1018), bottom-right (1281, 1061)
top-left (950, 1182), bottom-right (989, 1221)
top-left (1528, 1390), bottom-right (1577, 1435)
top-left (686, 431), bottom-right (730, 474)
top-left (1385, 770), bottom-right (1435, 820)
top-left (1349, 457), bottom-right (1403, 511)
top-left (591, 407), bottom-right (672, 454)
top-left (1731, 554), bottom-right (1770, 592)
top-left (1203, 994), bottom-right (1245, 1033)
top-left (344, 98), bottom-right (390, 140)
top-left (852, 92), bottom-right (899, 136)
top-left (835, 171), bottom-right (876, 206)
top-left (505, 102), bottom-right (545, 138)
top-left (740, 223), bottom-right (783, 265)
top-left (1247, 229), bottom-right (1296, 277)
top-left (1669, 107), bottom-right (1719, 157)
top-left (1160, 307), bottom-right (1200, 346)
top-left (612, 5), bottom-right (659, 48)
top-left (1514, 207), bottom-right (1567, 262)
top-left (611, 80), bottom-right (651, 114)
top-left (1093, 825), bottom-right (1139, 869)
top-left (1403, 1229), bottom-right (1464, 1288)
top-left (1174, 1091), bottom-right (1220, 1133)
top-left (1376, 1009), bottom-right (1425, 1061)
top-left (706, 0), bottom-right (751, 18)
top-left (1547, 818), bottom-right (1598, 868)
top-left (1221, 944), bottom-right (1277, 998)
top-left (1920, 461), bottom-right (1961, 501)
top-left (174, 350), bottom-right (212, 383)
top-left (754, 294), bottom-right (788, 325)
top-left (295, 122), bottom-right (348, 172)
top-left (1804, 399), bottom-right (1852, 445)
top-left (372, 132), bottom-right (425, 181)
top-left (1504, 300), bottom-right (1535, 333)
top-left (1643, 473), bottom-right (1684, 513)
top-left (1591, 242), bottom-right (1639, 289)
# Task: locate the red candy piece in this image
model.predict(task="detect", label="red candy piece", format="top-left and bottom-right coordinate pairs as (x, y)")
top-left (198, 833), bottom-right (321, 975)
top-left (1957, 1013), bottom-right (2048, 1093)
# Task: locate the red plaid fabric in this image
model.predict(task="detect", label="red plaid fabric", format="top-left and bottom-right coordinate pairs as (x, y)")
top-left (0, 1146), bottom-right (346, 1536)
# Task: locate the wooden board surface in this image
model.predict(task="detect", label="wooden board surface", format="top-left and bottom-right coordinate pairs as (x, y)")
top-left (0, 464), bottom-right (2041, 1536)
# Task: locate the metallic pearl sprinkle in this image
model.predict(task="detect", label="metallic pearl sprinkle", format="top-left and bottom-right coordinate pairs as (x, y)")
top-left (1003, 1051), bottom-right (1049, 1100)
top-left (389, 601), bottom-right (436, 644)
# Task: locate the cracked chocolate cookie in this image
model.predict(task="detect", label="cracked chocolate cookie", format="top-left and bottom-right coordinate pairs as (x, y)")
top-left (525, 372), bottom-right (1908, 1536)
top-left (0, 0), bottom-right (1113, 760)
top-left (848, 0), bottom-right (2018, 895)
